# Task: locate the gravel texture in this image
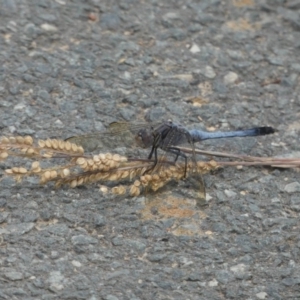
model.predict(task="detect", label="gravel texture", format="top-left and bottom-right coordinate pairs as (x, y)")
top-left (0, 0), bottom-right (300, 299)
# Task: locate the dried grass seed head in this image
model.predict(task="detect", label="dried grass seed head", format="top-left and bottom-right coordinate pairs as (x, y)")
top-left (12, 167), bottom-right (27, 174)
top-left (129, 184), bottom-right (140, 197)
top-left (1, 137), bottom-right (10, 144)
top-left (65, 141), bottom-right (72, 151)
top-left (39, 139), bottom-right (84, 154)
top-left (93, 155), bottom-right (100, 162)
top-left (0, 152), bottom-right (8, 160)
top-left (112, 185), bottom-right (126, 195)
top-left (31, 161), bottom-right (40, 170)
top-left (24, 136), bottom-right (33, 145)
top-left (61, 168), bottom-right (70, 177)
top-left (38, 140), bottom-right (46, 148)
top-left (25, 148), bottom-right (36, 155)
top-left (45, 139), bottom-right (52, 148)
top-left (16, 136), bottom-right (24, 144)
top-left (70, 179), bottom-right (78, 188)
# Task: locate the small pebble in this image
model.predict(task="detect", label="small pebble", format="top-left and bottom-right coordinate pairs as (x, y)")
top-left (190, 43), bottom-right (201, 53)
top-left (224, 72), bottom-right (239, 84)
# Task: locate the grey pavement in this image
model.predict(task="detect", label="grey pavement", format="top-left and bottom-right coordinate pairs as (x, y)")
top-left (0, 0), bottom-right (300, 299)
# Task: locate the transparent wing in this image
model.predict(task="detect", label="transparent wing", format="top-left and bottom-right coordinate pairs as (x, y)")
top-left (66, 121), bottom-right (206, 206)
top-left (185, 136), bottom-right (206, 207)
top-left (66, 121), bottom-right (162, 155)
top-left (146, 123), bottom-right (207, 205)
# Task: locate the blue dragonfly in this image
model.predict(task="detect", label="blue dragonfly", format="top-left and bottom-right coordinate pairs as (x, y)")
top-left (66, 120), bottom-right (274, 205)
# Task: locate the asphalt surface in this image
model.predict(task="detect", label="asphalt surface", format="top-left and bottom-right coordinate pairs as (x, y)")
top-left (0, 0), bottom-right (300, 299)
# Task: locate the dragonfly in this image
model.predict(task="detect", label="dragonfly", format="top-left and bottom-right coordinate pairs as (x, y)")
top-left (66, 120), bottom-right (275, 206)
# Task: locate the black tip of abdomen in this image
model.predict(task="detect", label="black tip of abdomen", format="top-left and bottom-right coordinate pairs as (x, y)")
top-left (255, 126), bottom-right (275, 135)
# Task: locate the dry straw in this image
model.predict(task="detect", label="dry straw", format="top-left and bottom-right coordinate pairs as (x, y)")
top-left (1, 134), bottom-right (300, 197)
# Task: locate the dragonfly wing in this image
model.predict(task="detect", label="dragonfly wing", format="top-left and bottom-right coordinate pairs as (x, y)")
top-left (65, 134), bottom-right (104, 152)
top-left (187, 139), bottom-right (207, 207)
top-left (66, 120), bottom-right (207, 206)
top-left (65, 121), bottom-right (161, 154)
top-left (65, 131), bottom-right (129, 153)
top-left (144, 123), bottom-right (206, 206)
top-left (163, 125), bottom-right (207, 207)
top-left (173, 173), bottom-right (207, 208)
top-left (189, 172), bottom-right (207, 207)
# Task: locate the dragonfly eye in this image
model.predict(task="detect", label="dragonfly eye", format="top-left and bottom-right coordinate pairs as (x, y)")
top-left (136, 129), bottom-right (154, 148)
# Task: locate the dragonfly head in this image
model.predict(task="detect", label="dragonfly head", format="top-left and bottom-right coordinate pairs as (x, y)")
top-left (135, 129), bottom-right (154, 148)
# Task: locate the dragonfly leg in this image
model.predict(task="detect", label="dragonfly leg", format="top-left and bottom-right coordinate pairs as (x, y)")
top-left (144, 132), bottom-right (162, 174)
top-left (166, 147), bottom-right (188, 178)
top-left (143, 145), bottom-right (159, 175)
top-left (147, 144), bottom-right (155, 160)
